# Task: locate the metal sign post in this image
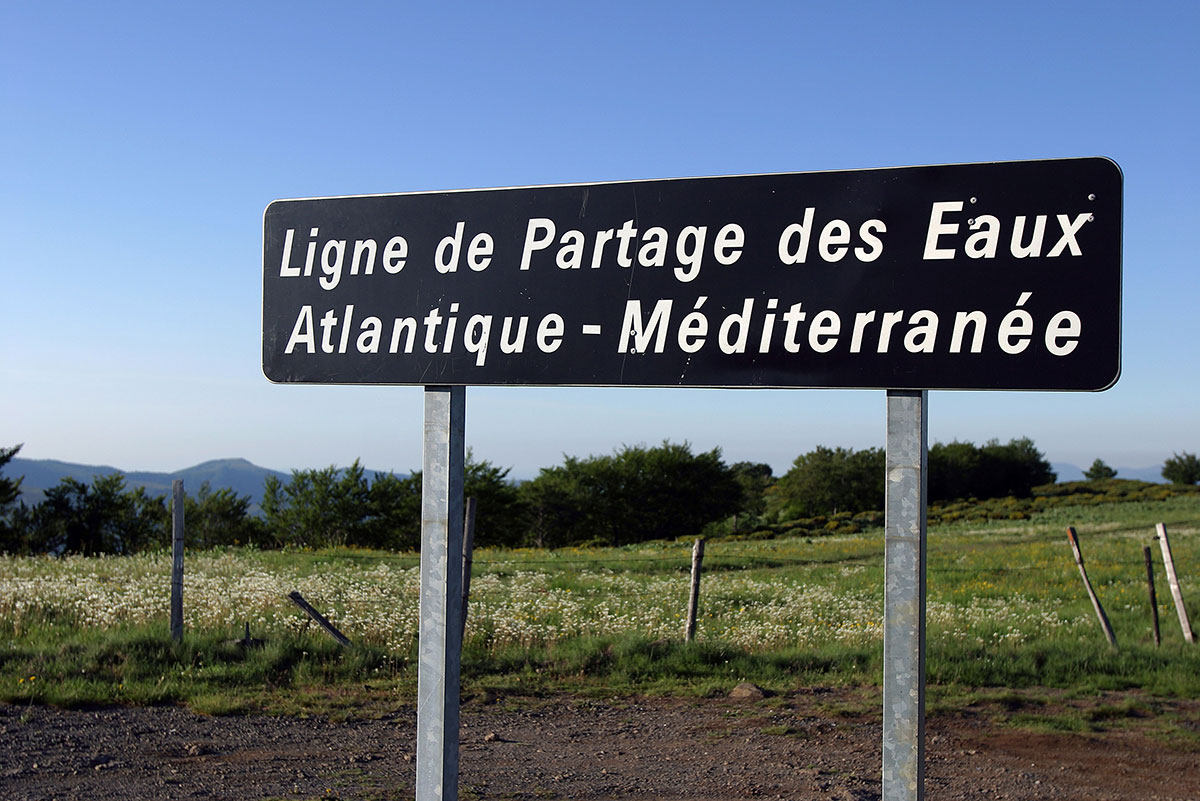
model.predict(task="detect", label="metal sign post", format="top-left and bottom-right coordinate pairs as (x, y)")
top-left (883, 390), bottom-right (927, 801)
top-left (416, 385), bottom-right (465, 801)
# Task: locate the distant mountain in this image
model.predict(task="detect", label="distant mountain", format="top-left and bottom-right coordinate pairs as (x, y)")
top-left (7, 456), bottom-right (1169, 509)
top-left (10, 457), bottom-right (293, 507)
top-left (1051, 462), bottom-right (1166, 483)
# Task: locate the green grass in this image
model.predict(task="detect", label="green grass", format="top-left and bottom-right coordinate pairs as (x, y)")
top-left (2, 483), bottom-right (1198, 714)
top-left (0, 626), bottom-right (412, 716)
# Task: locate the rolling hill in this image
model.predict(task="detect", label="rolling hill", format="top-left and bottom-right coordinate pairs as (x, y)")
top-left (9, 458), bottom-right (293, 507)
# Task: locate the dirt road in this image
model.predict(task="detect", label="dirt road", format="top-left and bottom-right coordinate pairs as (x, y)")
top-left (2, 690), bottom-right (1197, 800)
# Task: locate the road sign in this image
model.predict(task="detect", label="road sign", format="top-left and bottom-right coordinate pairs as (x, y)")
top-left (263, 157), bottom-right (1121, 390)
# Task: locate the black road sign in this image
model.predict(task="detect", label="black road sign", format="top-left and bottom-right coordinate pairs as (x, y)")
top-left (263, 157), bottom-right (1121, 390)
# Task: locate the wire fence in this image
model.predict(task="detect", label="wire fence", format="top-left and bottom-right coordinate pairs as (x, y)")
top-left (302, 547), bottom-right (1171, 574)
top-left (2, 517), bottom-right (1193, 651)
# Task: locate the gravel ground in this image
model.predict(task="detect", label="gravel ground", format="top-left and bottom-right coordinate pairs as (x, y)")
top-left (2, 690), bottom-right (1198, 800)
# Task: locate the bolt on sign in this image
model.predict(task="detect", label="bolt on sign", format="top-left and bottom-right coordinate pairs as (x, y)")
top-left (263, 157), bottom-right (1121, 391)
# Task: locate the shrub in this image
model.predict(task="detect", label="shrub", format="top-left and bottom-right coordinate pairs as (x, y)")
top-left (1162, 452), bottom-right (1200, 485)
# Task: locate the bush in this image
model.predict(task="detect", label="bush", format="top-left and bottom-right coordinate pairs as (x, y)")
top-left (23, 474), bottom-right (166, 555)
top-left (184, 482), bottom-right (265, 548)
top-left (1084, 459), bottom-right (1117, 480)
top-left (1162, 452), bottom-right (1200, 485)
top-left (929, 437), bottom-right (1054, 501)
top-left (261, 454), bottom-right (526, 551)
top-left (261, 462), bottom-right (370, 548)
top-left (769, 445), bottom-right (884, 519)
top-left (520, 441), bottom-right (741, 547)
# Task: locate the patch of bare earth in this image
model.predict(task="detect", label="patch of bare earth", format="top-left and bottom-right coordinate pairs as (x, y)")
top-left (1, 689), bottom-right (1197, 800)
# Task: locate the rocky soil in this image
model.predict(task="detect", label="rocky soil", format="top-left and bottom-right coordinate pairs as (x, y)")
top-left (2, 689), bottom-right (1197, 800)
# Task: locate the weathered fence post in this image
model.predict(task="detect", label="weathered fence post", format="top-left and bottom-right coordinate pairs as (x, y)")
top-left (1144, 545), bottom-right (1161, 646)
top-left (684, 538), bottom-right (705, 642)
top-left (287, 591), bottom-right (352, 647)
top-left (460, 497), bottom-right (477, 647)
top-left (1156, 523), bottom-right (1194, 644)
top-left (1066, 526), bottom-right (1117, 647)
top-left (170, 479), bottom-right (184, 643)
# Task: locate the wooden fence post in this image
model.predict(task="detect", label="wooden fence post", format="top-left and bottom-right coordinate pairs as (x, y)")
top-left (1143, 545), bottom-right (1161, 646)
top-left (460, 497), bottom-right (477, 646)
top-left (684, 538), bottom-right (705, 642)
top-left (287, 591), bottom-right (352, 646)
top-left (1156, 523), bottom-right (1195, 644)
top-left (1067, 526), bottom-right (1117, 647)
top-left (170, 479), bottom-right (184, 643)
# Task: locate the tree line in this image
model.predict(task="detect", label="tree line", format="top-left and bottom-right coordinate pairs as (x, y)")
top-left (2, 442), bottom-right (1198, 556)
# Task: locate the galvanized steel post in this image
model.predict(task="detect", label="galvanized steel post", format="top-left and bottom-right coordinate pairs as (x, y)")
top-left (883, 390), bottom-right (927, 801)
top-left (417, 385), bottom-right (465, 801)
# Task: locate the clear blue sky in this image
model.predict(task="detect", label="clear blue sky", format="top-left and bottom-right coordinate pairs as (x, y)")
top-left (3, 1), bottom-right (1197, 479)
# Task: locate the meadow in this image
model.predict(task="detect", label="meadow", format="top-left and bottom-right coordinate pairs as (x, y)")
top-left (2, 491), bottom-right (1198, 716)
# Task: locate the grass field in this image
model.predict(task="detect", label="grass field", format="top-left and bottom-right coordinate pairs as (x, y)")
top-left (2, 490), bottom-right (1198, 716)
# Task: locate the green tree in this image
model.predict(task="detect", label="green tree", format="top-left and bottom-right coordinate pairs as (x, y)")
top-left (3, 503), bottom-right (34, 554)
top-left (123, 485), bottom-right (170, 551)
top-left (1162, 451), bottom-right (1200, 485)
top-left (929, 441), bottom-right (982, 501)
top-left (262, 454), bottom-right (525, 551)
top-left (729, 461), bottom-right (774, 531)
top-left (463, 454), bottom-right (527, 548)
top-left (1084, 459), bottom-right (1117, 480)
top-left (183, 482), bottom-right (264, 548)
top-left (929, 437), bottom-right (1055, 501)
top-left (975, 437), bottom-right (1055, 498)
top-left (360, 454), bottom-right (526, 551)
top-left (364, 471), bottom-right (422, 550)
top-left (521, 441), bottom-right (741, 547)
top-left (520, 465), bottom-right (586, 548)
top-left (261, 461), bottom-right (370, 548)
top-left (260, 474), bottom-right (286, 542)
top-left (771, 445), bottom-right (885, 518)
top-left (0, 445), bottom-right (26, 552)
top-left (27, 474), bottom-right (167, 555)
top-left (0, 445), bottom-right (22, 510)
